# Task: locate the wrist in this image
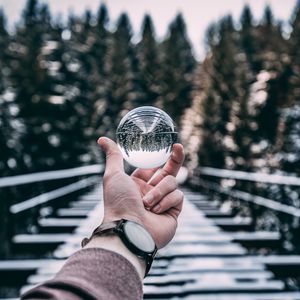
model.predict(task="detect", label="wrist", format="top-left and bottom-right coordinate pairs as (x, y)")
top-left (84, 235), bottom-right (146, 279)
top-left (103, 213), bottom-right (145, 227)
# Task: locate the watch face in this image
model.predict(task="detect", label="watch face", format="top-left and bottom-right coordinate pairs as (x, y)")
top-left (124, 221), bottom-right (156, 253)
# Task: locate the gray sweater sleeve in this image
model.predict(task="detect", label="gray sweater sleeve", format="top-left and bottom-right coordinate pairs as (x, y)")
top-left (21, 248), bottom-right (143, 300)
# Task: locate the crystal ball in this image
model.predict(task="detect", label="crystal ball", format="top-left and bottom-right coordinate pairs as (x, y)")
top-left (116, 106), bottom-right (177, 169)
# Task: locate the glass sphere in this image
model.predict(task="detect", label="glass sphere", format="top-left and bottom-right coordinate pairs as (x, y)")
top-left (116, 106), bottom-right (177, 169)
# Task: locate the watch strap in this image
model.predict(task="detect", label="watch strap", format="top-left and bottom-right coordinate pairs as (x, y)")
top-left (81, 221), bottom-right (120, 247)
top-left (81, 219), bottom-right (157, 277)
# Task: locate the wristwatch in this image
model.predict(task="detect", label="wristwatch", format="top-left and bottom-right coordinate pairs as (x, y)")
top-left (81, 219), bottom-right (157, 276)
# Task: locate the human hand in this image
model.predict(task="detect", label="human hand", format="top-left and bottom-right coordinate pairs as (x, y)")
top-left (98, 137), bottom-right (184, 248)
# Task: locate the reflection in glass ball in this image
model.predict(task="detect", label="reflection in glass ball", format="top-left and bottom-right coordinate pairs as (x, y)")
top-left (116, 106), bottom-right (177, 169)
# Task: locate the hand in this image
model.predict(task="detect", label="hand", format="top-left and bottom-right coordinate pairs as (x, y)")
top-left (98, 137), bottom-right (184, 248)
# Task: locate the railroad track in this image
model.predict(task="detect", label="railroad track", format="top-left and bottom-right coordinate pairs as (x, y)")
top-left (1, 180), bottom-right (300, 299)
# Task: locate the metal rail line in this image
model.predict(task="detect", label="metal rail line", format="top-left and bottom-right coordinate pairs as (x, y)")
top-left (0, 164), bottom-right (104, 188)
top-left (197, 167), bottom-right (300, 186)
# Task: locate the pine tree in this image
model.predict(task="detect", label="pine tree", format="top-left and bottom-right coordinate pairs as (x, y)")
top-left (213, 16), bottom-right (239, 137)
top-left (0, 9), bottom-right (9, 95)
top-left (257, 67), bottom-right (291, 144)
top-left (219, 16), bottom-right (256, 171)
top-left (89, 4), bottom-right (109, 79)
top-left (137, 14), bottom-right (161, 107)
top-left (159, 13), bottom-right (195, 126)
top-left (10, 0), bottom-right (90, 171)
top-left (87, 4), bottom-right (110, 140)
top-left (0, 9), bottom-right (21, 176)
top-left (41, 22), bottom-right (92, 168)
top-left (286, 0), bottom-right (300, 107)
top-left (240, 5), bottom-right (258, 71)
top-left (230, 68), bottom-right (254, 171)
top-left (104, 13), bottom-right (144, 136)
top-left (197, 19), bottom-right (234, 169)
top-left (0, 9), bottom-right (20, 174)
top-left (256, 5), bottom-right (287, 72)
top-left (0, 9), bottom-right (23, 258)
top-left (280, 1), bottom-right (300, 174)
top-left (254, 6), bottom-right (286, 143)
top-left (198, 16), bottom-right (255, 170)
top-left (197, 59), bottom-right (226, 169)
top-left (66, 11), bottom-right (102, 165)
top-left (10, 0), bottom-right (53, 172)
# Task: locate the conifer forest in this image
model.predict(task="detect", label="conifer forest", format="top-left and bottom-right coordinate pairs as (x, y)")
top-left (1, 0), bottom-right (300, 178)
top-left (2, 0), bottom-right (300, 294)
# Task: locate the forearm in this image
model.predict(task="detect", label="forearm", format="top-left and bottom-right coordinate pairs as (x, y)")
top-left (21, 247), bottom-right (143, 300)
top-left (84, 235), bottom-right (146, 279)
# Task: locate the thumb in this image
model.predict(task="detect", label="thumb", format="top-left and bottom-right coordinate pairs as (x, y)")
top-left (98, 137), bottom-right (124, 173)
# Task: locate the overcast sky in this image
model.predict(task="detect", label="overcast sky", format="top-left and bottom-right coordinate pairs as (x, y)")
top-left (0, 0), bottom-right (297, 59)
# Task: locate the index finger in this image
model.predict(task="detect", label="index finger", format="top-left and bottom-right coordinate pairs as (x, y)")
top-left (149, 143), bottom-right (184, 186)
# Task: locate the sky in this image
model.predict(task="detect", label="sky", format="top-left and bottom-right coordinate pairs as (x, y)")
top-left (0, 0), bottom-right (297, 59)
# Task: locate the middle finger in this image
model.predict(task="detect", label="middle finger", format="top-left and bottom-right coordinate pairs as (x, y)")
top-left (143, 175), bottom-right (177, 208)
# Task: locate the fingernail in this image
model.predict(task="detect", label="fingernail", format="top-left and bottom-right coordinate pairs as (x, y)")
top-left (152, 204), bottom-right (160, 213)
top-left (143, 194), bottom-right (154, 206)
top-left (97, 137), bottom-right (105, 148)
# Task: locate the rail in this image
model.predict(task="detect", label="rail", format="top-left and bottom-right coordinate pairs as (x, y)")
top-left (0, 164), bottom-right (104, 188)
top-left (197, 167), bottom-right (300, 186)
top-left (195, 167), bottom-right (300, 186)
top-left (190, 166), bottom-right (300, 254)
top-left (10, 176), bottom-right (99, 214)
top-left (0, 164), bottom-right (104, 215)
top-left (191, 178), bottom-right (300, 218)
top-left (191, 167), bottom-right (300, 218)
